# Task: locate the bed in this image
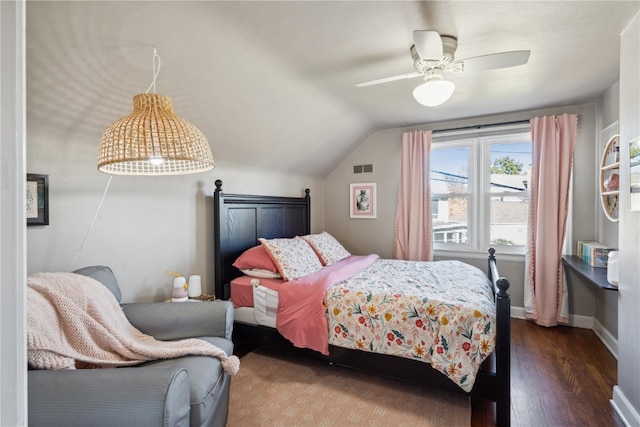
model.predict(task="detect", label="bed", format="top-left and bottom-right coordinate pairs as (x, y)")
top-left (213, 180), bottom-right (511, 426)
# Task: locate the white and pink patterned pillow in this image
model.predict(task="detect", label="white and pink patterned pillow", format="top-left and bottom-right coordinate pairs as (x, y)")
top-left (301, 232), bottom-right (351, 266)
top-left (258, 236), bottom-right (323, 281)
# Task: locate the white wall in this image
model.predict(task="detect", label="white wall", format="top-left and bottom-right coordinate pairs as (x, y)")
top-left (612, 11), bottom-right (640, 426)
top-left (324, 103), bottom-right (599, 317)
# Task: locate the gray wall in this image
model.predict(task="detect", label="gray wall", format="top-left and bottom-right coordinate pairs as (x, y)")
top-left (325, 103), bottom-right (599, 318)
top-left (613, 11), bottom-right (640, 425)
top-left (26, 139), bottom-right (324, 302)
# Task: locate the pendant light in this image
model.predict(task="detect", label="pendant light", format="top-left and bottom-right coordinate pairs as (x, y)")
top-left (98, 48), bottom-right (215, 175)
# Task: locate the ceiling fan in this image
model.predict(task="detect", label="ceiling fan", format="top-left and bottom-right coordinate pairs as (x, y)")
top-left (356, 30), bottom-right (530, 107)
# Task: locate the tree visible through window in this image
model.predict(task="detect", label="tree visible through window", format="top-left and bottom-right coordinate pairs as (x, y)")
top-left (491, 156), bottom-right (523, 175)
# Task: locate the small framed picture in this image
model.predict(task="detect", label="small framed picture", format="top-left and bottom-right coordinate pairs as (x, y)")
top-left (27, 174), bottom-right (49, 226)
top-left (350, 182), bottom-right (376, 219)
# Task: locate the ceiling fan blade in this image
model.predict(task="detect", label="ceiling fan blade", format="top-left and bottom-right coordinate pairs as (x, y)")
top-left (413, 30), bottom-right (443, 60)
top-left (355, 71), bottom-right (423, 87)
top-left (461, 50), bottom-right (530, 72)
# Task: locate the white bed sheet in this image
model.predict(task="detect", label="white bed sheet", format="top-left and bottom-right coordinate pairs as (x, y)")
top-left (233, 284), bottom-right (279, 328)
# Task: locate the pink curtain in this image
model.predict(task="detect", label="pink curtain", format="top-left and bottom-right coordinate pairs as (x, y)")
top-left (526, 114), bottom-right (578, 326)
top-left (394, 130), bottom-right (433, 261)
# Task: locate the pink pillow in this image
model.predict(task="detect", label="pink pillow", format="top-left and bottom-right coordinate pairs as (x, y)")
top-left (233, 245), bottom-right (279, 273)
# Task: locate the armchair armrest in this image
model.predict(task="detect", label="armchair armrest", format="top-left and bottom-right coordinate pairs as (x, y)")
top-left (121, 299), bottom-right (234, 341)
top-left (28, 366), bottom-right (190, 427)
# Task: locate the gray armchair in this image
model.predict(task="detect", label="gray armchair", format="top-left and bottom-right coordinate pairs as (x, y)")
top-left (28, 266), bottom-right (235, 427)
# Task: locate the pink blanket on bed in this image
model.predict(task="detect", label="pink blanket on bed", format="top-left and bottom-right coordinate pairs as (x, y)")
top-left (276, 254), bottom-right (379, 355)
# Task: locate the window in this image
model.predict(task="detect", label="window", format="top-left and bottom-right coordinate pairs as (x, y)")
top-left (430, 128), bottom-right (532, 254)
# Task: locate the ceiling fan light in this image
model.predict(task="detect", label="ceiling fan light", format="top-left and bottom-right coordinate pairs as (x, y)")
top-left (413, 78), bottom-right (455, 107)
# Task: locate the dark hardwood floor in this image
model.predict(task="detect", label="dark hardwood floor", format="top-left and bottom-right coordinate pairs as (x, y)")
top-left (234, 318), bottom-right (622, 426)
top-left (472, 318), bottom-right (622, 427)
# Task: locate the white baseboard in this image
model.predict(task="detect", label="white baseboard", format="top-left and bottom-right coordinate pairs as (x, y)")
top-left (510, 306), bottom-right (527, 319)
top-left (593, 318), bottom-right (618, 359)
top-left (511, 306), bottom-right (593, 328)
top-left (565, 313), bottom-right (594, 329)
top-left (511, 307), bottom-right (527, 319)
top-left (612, 386), bottom-right (640, 427)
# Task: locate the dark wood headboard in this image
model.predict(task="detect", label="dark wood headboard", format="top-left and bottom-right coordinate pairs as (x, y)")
top-left (213, 180), bottom-right (310, 300)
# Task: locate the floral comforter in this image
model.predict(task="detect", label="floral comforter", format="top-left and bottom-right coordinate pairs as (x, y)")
top-left (324, 259), bottom-right (496, 392)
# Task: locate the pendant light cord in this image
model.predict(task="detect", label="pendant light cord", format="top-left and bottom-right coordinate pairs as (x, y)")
top-left (67, 47), bottom-right (160, 271)
top-left (145, 47), bottom-right (161, 94)
top-left (65, 175), bottom-right (113, 272)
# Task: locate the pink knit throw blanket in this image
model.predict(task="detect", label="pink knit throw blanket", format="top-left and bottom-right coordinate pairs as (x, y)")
top-left (27, 272), bottom-right (239, 375)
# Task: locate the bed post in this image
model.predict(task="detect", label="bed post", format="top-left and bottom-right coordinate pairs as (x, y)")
top-left (488, 248), bottom-right (511, 427)
top-left (214, 179), bottom-right (224, 300)
top-left (304, 188), bottom-right (310, 231)
top-left (304, 188), bottom-right (311, 226)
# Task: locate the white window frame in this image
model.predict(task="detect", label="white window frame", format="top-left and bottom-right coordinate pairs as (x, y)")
top-left (431, 139), bottom-right (476, 252)
top-left (431, 124), bottom-right (531, 256)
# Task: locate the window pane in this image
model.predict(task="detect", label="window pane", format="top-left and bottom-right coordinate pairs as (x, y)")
top-left (432, 196), bottom-right (469, 244)
top-left (431, 147), bottom-right (470, 246)
top-left (488, 140), bottom-right (531, 247)
top-left (490, 195), bottom-right (528, 246)
top-left (430, 147), bottom-right (469, 194)
top-left (489, 141), bottom-right (531, 191)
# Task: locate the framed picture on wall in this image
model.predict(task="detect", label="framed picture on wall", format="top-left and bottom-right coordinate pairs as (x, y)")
top-left (350, 182), bottom-right (376, 219)
top-left (27, 174), bottom-right (49, 226)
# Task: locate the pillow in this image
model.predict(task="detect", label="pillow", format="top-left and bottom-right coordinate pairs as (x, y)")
top-left (301, 232), bottom-right (351, 266)
top-left (240, 268), bottom-right (281, 279)
top-left (233, 245), bottom-right (279, 273)
top-left (258, 236), bottom-right (323, 281)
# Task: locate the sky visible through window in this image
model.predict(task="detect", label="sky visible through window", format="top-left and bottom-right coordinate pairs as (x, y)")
top-left (431, 142), bottom-right (531, 193)
top-left (490, 142), bottom-right (532, 168)
top-left (431, 146), bottom-right (469, 193)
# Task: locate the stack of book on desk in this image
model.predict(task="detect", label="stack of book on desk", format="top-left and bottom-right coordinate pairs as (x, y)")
top-left (576, 241), bottom-right (616, 268)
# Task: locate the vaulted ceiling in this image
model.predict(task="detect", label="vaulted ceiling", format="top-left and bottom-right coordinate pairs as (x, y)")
top-left (26, 1), bottom-right (640, 177)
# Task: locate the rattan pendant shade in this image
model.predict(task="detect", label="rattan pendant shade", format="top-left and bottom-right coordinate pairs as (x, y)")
top-left (98, 93), bottom-right (215, 175)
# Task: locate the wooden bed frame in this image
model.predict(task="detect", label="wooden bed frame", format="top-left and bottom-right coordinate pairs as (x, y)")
top-left (213, 180), bottom-right (511, 426)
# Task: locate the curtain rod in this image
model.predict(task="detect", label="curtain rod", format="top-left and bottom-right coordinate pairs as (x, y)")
top-left (432, 119), bottom-right (530, 134)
